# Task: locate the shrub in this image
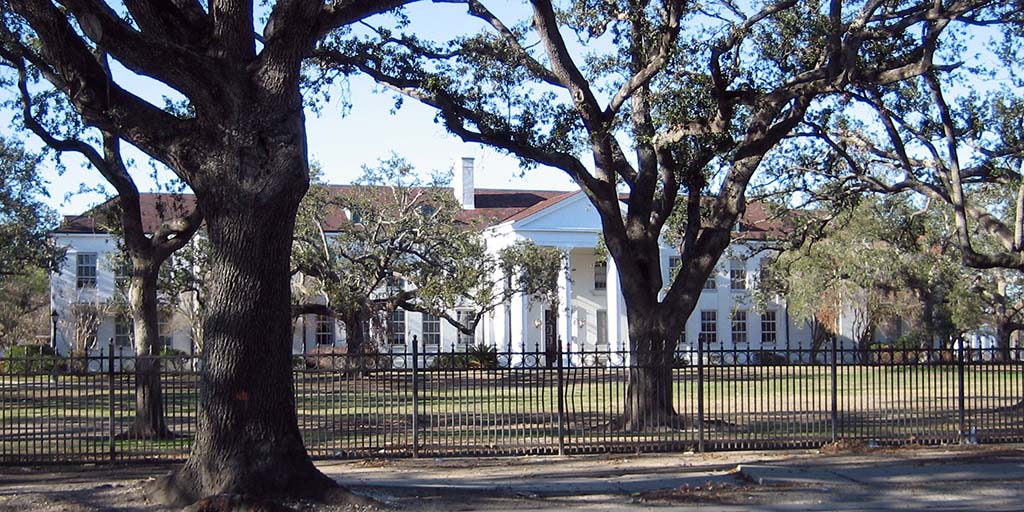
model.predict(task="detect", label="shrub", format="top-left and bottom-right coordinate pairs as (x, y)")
top-left (753, 351), bottom-right (788, 365)
top-left (304, 345), bottom-right (393, 370)
top-left (159, 346), bottom-right (187, 356)
top-left (1, 344), bottom-right (65, 374)
top-left (429, 344), bottom-right (499, 370)
top-left (159, 346), bottom-right (189, 371)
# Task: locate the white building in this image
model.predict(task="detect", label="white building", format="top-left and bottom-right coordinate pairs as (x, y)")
top-left (50, 159), bottom-right (823, 363)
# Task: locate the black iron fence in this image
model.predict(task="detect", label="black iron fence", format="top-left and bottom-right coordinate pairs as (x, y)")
top-left (1, 339), bottom-right (1022, 464)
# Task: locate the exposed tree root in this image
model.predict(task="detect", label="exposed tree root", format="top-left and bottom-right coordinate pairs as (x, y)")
top-left (119, 424), bottom-right (176, 441)
top-left (608, 413), bottom-right (740, 433)
top-left (995, 400), bottom-right (1024, 413)
top-left (177, 491), bottom-right (383, 512)
top-left (146, 463), bottom-right (381, 510)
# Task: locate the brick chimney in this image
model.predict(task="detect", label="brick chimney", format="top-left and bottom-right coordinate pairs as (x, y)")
top-left (453, 157), bottom-right (475, 209)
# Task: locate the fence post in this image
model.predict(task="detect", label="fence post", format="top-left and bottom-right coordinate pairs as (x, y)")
top-left (957, 340), bottom-right (966, 443)
top-left (556, 336), bottom-right (566, 456)
top-left (107, 338), bottom-right (116, 463)
top-left (696, 340), bottom-right (705, 453)
top-left (411, 334), bottom-right (419, 458)
top-left (830, 335), bottom-right (838, 444)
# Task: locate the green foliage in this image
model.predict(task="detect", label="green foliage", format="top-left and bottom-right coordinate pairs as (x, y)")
top-left (0, 267), bottom-right (49, 348)
top-left (758, 195), bottom-right (1009, 348)
top-left (0, 136), bottom-right (63, 279)
top-left (291, 155), bottom-right (561, 340)
top-left (428, 343), bottom-right (499, 370)
top-left (159, 346), bottom-right (186, 357)
top-left (893, 330), bottom-right (932, 351)
top-left (1, 344), bottom-right (63, 374)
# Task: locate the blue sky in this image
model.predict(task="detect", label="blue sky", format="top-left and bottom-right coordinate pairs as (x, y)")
top-left (11, 2), bottom-right (580, 216)
top-left (27, 70), bottom-right (579, 216)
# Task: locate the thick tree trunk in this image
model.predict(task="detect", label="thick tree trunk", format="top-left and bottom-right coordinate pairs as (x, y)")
top-left (155, 194), bottom-right (337, 504)
top-left (995, 320), bottom-right (1012, 362)
top-left (126, 268), bottom-right (173, 439)
top-left (342, 309), bottom-right (365, 357)
top-left (622, 310), bottom-right (680, 431)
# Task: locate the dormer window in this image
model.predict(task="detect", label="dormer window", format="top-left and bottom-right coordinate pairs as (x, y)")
top-left (594, 260), bottom-right (607, 290)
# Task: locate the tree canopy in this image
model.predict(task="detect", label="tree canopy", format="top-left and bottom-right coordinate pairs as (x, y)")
top-left (320, 0), bottom-right (1006, 430)
top-left (292, 156), bottom-right (562, 351)
top-left (0, 136), bottom-right (62, 279)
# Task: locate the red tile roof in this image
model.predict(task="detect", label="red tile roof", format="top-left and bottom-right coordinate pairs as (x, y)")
top-left (56, 194), bottom-right (198, 234)
top-left (55, 189), bottom-right (786, 239)
top-left (55, 189), bottom-right (568, 234)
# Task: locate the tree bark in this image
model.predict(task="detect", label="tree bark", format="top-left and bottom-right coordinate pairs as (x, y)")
top-left (126, 267), bottom-right (173, 439)
top-left (622, 310), bottom-right (678, 431)
top-left (156, 194), bottom-right (336, 504)
top-left (342, 308), bottom-right (366, 357)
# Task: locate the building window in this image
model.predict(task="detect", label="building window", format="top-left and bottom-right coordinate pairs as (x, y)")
top-left (76, 253), bottom-right (97, 289)
top-left (730, 259), bottom-right (746, 290)
top-left (669, 256), bottom-right (681, 278)
top-left (761, 310), bottom-right (778, 345)
top-left (387, 309), bottom-right (406, 345)
top-left (596, 309), bottom-right (608, 348)
top-left (731, 309), bottom-right (748, 344)
top-left (422, 313), bottom-right (441, 347)
top-left (456, 309), bottom-right (474, 346)
top-left (594, 260), bottom-right (607, 290)
top-left (699, 310), bottom-right (717, 345)
top-left (114, 315), bottom-right (133, 348)
top-left (704, 275), bottom-right (717, 290)
top-left (315, 315), bottom-right (335, 345)
top-left (158, 314), bottom-right (173, 349)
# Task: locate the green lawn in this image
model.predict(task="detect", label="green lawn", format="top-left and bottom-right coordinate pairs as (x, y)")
top-left (1, 362), bottom-right (1021, 460)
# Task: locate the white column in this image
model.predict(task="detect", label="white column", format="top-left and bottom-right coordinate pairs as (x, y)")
top-left (555, 250), bottom-right (574, 366)
top-left (606, 256), bottom-right (628, 366)
top-left (494, 299), bottom-right (509, 354)
top-left (510, 291), bottom-right (529, 367)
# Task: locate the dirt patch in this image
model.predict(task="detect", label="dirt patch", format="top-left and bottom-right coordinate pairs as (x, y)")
top-left (638, 480), bottom-right (762, 505)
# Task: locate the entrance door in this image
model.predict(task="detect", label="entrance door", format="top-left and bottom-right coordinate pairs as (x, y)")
top-left (544, 309), bottom-right (558, 367)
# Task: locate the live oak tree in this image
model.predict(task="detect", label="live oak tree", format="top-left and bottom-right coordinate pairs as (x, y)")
top-left (757, 195), bottom-right (1006, 361)
top-left (292, 156), bottom-right (561, 355)
top-left (1, 40), bottom-right (206, 437)
top-left (322, 0), bottom-right (990, 430)
top-left (0, 137), bottom-right (60, 348)
top-left (0, 0), bottom-right (413, 505)
top-left (790, 7), bottom-right (1024, 357)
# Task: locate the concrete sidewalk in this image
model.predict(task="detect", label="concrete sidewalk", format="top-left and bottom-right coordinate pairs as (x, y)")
top-left (1, 445), bottom-right (1021, 511)
top-left (321, 445), bottom-right (1024, 511)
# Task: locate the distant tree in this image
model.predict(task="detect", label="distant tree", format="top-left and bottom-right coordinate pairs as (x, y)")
top-left (52, 286), bottom-right (115, 371)
top-left (757, 196), bottom-right (1000, 360)
top-left (158, 230), bottom-right (212, 356)
top-left (0, 268), bottom-right (50, 348)
top-left (786, 10), bottom-right (1024, 358)
top-left (292, 156), bottom-right (561, 354)
top-left (0, 136), bottom-right (62, 279)
top-left (323, 0), bottom-right (997, 430)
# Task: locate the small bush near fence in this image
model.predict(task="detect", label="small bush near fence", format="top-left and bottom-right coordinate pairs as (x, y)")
top-left (429, 343), bottom-right (499, 369)
top-left (0, 345), bottom-right (64, 374)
